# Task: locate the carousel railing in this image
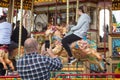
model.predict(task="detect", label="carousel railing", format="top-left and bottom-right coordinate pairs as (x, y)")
top-left (0, 73), bottom-right (119, 80)
top-left (54, 73), bottom-right (120, 80)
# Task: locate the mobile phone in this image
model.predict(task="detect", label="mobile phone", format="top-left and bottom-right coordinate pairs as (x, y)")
top-left (45, 40), bottom-right (50, 50)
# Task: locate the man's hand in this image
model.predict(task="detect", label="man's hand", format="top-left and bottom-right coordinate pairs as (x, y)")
top-left (41, 44), bottom-right (47, 55)
top-left (46, 47), bottom-right (58, 58)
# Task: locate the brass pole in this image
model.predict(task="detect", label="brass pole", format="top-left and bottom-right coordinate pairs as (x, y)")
top-left (55, 0), bottom-right (57, 26)
top-left (11, 0), bottom-right (14, 23)
top-left (18, 0), bottom-right (23, 58)
top-left (103, 0), bottom-right (106, 59)
top-left (31, 0), bottom-right (34, 33)
top-left (66, 0), bottom-right (69, 25)
top-left (75, 0), bottom-right (79, 22)
top-left (7, 0), bottom-right (12, 23)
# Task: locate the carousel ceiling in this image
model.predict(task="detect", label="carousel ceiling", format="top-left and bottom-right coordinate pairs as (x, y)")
top-left (0, 0), bottom-right (117, 11)
top-left (0, 0), bottom-right (32, 10)
top-left (0, 0), bottom-right (9, 8)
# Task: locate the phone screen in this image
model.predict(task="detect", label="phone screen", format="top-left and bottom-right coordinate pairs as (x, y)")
top-left (45, 40), bottom-right (50, 50)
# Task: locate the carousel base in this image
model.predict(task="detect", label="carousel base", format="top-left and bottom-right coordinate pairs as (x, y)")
top-left (51, 78), bottom-right (120, 80)
top-left (0, 78), bottom-right (119, 80)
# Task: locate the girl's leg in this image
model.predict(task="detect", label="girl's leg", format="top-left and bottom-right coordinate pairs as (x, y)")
top-left (62, 34), bottom-right (81, 57)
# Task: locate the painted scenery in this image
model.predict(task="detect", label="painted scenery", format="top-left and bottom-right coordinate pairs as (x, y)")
top-left (112, 38), bottom-right (120, 57)
top-left (112, 10), bottom-right (120, 33)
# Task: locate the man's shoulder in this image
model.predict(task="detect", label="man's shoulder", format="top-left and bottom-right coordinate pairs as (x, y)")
top-left (3, 22), bottom-right (11, 24)
top-left (0, 22), bottom-right (12, 27)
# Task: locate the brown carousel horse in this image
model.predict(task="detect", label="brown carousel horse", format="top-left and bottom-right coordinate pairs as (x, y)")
top-left (45, 26), bottom-right (110, 72)
top-left (9, 46), bottom-right (24, 59)
top-left (8, 43), bottom-right (24, 73)
top-left (0, 45), bottom-right (14, 71)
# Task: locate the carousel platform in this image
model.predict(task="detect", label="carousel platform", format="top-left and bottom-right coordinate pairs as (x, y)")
top-left (0, 70), bottom-right (119, 80)
top-left (0, 78), bottom-right (119, 80)
top-left (0, 73), bottom-right (119, 80)
top-left (51, 78), bottom-right (120, 80)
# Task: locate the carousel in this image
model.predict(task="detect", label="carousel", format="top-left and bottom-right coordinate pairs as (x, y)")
top-left (0, 0), bottom-right (120, 80)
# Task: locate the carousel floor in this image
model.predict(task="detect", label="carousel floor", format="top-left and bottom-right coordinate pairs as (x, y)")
top-left (0, 78), bottom-right (119, 80)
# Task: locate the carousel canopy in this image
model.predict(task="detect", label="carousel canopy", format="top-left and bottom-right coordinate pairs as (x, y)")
top-left (34, 0), bottom-right (112, 13)
top-left (1, 0), bottom-right (118, 12)
top-left (0, 0), bottom-right (112, 9)
top-left (112, 0), bottom-right (120, 10)
top-left (0, 0), bottom-right (32, 10)
top-left (0, 0), bottom-right (9, 8)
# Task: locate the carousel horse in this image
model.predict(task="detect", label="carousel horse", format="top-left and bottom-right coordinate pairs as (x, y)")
top-left (72, 40), bottom-right (110, 71)
top-left (52, 39), bottom-right (110, 72)
top-left (9, 46), bottom-right (24, 59)
top-left (8, 46), bottom-right (24, 71)
top-left (45, 26), bottom-right (110, 72)
top-left (0, 45), bottom-right (14, 71)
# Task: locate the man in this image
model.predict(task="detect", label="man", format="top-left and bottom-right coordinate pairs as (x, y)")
top-left (0, 15), bottom-right (12, 46)
top-left (16, 38), bottom-right (63, 80)
top-left (0, 15), bottom-right (14, 71)
top-left (62, 5), bottom-right (91, 64)
top-left (11, 20), bottom-right (28, 46)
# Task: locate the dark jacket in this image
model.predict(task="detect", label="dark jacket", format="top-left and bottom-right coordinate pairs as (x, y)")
top-left (11, 26), bottom-right (28, 46)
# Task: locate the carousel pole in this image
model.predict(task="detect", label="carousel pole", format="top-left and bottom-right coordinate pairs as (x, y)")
top-left (103, 0), bottom-right (107, 70)
top-left (16, 8), bottom-right (19, 26)
top-left (55, 0), bottom-right (57, 26)
top-left (75, 0), bottom-right (80, 73)
top-left (11, 0), bottom-right (14, 23)
top-left (66, 0), bottom-right (70, 75)
top-left (7, 0), bottom-right (12, 23)
top-left (66, 0), bottom-right (69, 25)
top-left (48, 0), bottom-right (58, 44)
top-left (75, 0), bottom-right (79, 22)
top-left (31, 0), bottom-right (34, 33)
top-left (18, 0), bottom-right (23, 58)
top-left (103, 0), bottom-right (106, 56)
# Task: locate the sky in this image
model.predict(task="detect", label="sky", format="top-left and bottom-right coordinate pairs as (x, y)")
top-left (99, 9), bottom-right (110, 37)
top-left (112, 10), bottom-right (120, 23)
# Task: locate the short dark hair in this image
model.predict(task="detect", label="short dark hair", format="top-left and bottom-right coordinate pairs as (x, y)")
top-left (0, 15), bottom-right (6, 21)
top-left (79, 5), bottom-right (85, 13)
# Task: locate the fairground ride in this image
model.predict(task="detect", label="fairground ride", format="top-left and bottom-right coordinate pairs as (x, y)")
top-left (0, 0), bottom-right (120, 79)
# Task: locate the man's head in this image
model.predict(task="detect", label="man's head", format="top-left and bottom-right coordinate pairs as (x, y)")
top-left (24, 38), bottom-right (39, 53)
